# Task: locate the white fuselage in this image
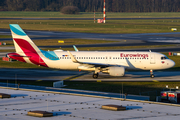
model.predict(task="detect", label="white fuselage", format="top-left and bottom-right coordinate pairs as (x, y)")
top-left (39, 51), bottom-right (175, 71)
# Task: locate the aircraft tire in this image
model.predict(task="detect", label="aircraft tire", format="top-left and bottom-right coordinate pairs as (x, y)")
top-left (150, 74), bottom-right (154, 78)
top-left (93, 73), bottom-right (98, 79)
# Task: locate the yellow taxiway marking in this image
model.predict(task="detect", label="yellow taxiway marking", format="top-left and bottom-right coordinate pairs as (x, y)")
top-left (152, 80), bottom-right (159, 82)
top-left (36, 80), bottom-right (42, 82)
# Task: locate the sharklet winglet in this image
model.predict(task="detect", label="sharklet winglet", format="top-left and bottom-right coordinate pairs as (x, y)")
top-left (73, 45), bottom-right (79, 52)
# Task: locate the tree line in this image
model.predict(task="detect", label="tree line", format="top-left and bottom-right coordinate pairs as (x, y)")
top-left (0, 0), bottom-right (179, 12)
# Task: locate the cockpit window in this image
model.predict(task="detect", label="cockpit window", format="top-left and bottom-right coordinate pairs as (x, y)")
top-left (161, 56), bottom-right (169, 60)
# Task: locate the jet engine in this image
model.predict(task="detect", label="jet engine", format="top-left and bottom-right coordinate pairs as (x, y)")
top-left (102, 67), bottom-right (125, 76)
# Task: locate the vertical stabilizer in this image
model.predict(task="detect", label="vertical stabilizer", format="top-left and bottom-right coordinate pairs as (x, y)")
top-left (9, 24), bottom-right (40, 54)
top-left (9, 24), bottom-right (47, 67)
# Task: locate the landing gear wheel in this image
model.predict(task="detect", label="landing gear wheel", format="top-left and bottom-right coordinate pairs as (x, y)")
top-left (150, 74), bottom-right (154, 78)
top-left (150, 69), bottom-right (154, 78)
top-left (93, 73), bottom-right (99, 79)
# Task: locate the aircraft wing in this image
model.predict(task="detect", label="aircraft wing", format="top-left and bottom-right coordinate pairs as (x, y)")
top-left (67, 51), bottom-right (118, 68)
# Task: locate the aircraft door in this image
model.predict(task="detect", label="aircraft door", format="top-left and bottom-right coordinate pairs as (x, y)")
top-left (150, 54), bottom-right (155, 64)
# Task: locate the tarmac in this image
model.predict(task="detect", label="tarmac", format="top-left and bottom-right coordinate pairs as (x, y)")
top-left (0, 68), bottom-right (180, 82)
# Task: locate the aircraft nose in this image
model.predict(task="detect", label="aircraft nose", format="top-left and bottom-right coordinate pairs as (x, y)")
top-left (170, 60), bottom-right (175, 68)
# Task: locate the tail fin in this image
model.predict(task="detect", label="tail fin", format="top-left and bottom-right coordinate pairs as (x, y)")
top-left (9, 24), bottom-right (40, 54)
top-left (9, 24), bottom-right (48, 67)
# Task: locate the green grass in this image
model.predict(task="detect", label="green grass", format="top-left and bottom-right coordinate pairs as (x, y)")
top-left (0, 11), bottom-right (180, 18)
top-left (63, 81), bottom-right (178, 94)
top-left (0, 35), bottom-right (11, 38)
top-left (0, 19), bottom-right (179, 33)
top-left (63, 81), bottom-right (180, 101)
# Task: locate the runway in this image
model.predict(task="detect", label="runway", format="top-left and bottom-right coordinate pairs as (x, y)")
top-left (1, 29), bottom-right (180, 44)
top-left (0, 68), bottom-right (179, 82)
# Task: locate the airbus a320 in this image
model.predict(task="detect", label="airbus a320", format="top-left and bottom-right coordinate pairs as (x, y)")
top-left (7, 24), bottom-right (175, 78)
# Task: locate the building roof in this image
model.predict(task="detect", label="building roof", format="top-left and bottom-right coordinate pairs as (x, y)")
top-left (1, 88), bottom-right (180, 120)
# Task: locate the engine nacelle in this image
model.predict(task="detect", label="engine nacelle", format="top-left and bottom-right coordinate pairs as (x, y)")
top-left (103, 67), bottom-right (125, 76)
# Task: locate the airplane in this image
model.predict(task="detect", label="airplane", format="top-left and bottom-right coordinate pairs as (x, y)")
top-left (7, 24), bottom-right (175, 79)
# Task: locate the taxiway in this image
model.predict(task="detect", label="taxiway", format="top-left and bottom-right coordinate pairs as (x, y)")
top-left (0, 68), bottom-right (179, 82)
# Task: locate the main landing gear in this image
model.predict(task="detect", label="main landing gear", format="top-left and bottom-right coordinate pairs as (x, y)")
top-left (93, 73), bottom-right (99, 79)
top-left (150, 70), bottom-right (154, 78)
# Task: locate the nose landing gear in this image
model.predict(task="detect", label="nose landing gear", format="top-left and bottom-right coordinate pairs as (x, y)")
top-left (150, 70), bottom-right (154, 78)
